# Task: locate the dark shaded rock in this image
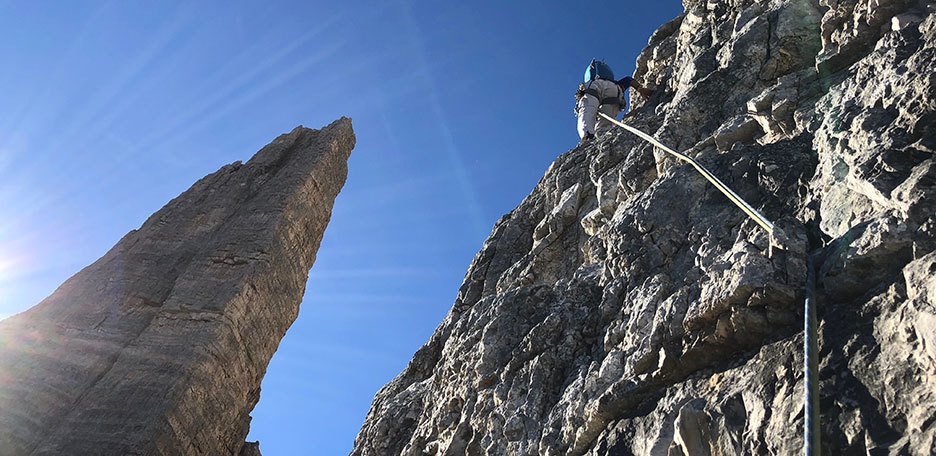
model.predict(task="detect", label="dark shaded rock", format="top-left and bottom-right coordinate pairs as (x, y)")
top-left (0, 119), bottom-right (354, 455)
top-left (239, 441), bottom-right (262, 456)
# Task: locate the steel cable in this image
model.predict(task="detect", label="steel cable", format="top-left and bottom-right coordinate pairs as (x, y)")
top-left (595, 112), bottom-right (820, 453)
top-left (597, 112), bottom-right (774, 234)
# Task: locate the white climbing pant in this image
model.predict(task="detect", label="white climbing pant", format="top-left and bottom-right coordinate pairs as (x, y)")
top-left (576, 78), bottom-right (622, 139)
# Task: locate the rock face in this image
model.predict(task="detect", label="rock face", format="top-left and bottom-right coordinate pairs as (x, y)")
top-left (0, 119), bottom-right (354, 455)
top-left (352, 1), bottom-right (936, 455)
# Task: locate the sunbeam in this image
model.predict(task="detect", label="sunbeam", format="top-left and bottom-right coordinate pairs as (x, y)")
top-left (47, 3), bottom-right (199, 160)
top-left (147, 40), bottom-right (345, 166)
top-left (397, 2), bottom-right (487, 236)
top-left (132, 10), bottom-right (348, 152)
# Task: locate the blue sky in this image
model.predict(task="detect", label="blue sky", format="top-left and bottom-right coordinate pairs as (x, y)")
top-left (0, 1), bottom-right (683, 453)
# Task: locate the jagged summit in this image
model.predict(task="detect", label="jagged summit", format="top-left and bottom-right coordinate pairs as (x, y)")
top-left (0, 118), bottom-right (355, 455)
top-left (352, 1), bottom-right (936, 455)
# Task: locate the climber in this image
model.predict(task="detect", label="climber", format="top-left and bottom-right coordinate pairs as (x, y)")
top-left (575, 58), bottom-right (654, 142)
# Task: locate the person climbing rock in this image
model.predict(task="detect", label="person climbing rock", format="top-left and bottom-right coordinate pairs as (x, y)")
top-left (575, 58), bottom-right (654, 142)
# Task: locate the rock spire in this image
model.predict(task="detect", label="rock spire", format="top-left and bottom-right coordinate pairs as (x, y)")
top-left (0, 118), bottom-right (354, 455)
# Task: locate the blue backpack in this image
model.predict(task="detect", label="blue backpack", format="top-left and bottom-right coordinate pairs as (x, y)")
top-left (584, 58), bottom-right (614, 83)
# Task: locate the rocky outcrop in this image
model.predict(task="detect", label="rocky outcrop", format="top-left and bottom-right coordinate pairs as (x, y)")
top-left (353, 1), bottom-right (936, 455)
top-left (0, 119), bottom-right (354, 455)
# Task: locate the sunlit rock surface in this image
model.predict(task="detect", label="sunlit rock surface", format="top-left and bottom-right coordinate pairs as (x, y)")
top-left (352, 0), bottom-right (936, 454)
top-left (0, 118), bottom-right (354, 456)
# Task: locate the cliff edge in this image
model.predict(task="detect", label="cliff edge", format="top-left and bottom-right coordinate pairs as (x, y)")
top-left (352, 0), bottom-right (935, 454)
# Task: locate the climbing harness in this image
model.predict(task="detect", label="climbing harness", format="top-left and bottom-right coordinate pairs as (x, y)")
top-left (580, 84), bottom-right (624, 108)
top-left (804, 255), bottom-right (821, 455)
top-left (597, 112), bottom-right (776, 236)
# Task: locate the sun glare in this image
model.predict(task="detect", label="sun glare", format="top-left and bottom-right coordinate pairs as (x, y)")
top-left (0, 254), bottom-right (17, 306)
top-left (0, 228), bottom-right (32, 319)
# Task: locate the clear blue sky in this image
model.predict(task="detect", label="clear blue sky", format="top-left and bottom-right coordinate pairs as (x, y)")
top-left (0, 1), bottom-right (683, 454)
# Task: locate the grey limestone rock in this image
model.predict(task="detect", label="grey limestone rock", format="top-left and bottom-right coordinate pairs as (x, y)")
top-left (0, 118), bottom-right (355, 455)
top-left (353, 0), bottom-right (936, 454)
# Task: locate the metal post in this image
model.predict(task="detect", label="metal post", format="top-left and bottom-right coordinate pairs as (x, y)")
top-left (804, 257), bottom-right (821, 455)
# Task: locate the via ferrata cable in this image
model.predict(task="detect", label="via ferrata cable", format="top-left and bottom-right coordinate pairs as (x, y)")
top-left (597, 112), bottom-right (774, 235)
